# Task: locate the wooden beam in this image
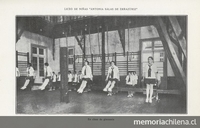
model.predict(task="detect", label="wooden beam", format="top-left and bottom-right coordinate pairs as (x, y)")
top-left (74, 33), bottom-right (84, 51)
top-left (91, 86), bottom-right (181, 95)
top-left (60, 47), bottom-right (69, 103)
top-left (73, 54), bottom-right (76, 72)
top-left (126, 51), bottom-right (129, 74)
top-left (117, 28), bottom-right (126, 56)
top-left (91, 54), bottom-right (94, 75)
top-left (83, 34), bottom-right (86, 59)
top-left (16, 51), bottom-right (18, 67)
top-left (16, 28), bottom-right (24, 43)
top-left (155, 17), bottom-right (186, 85)
top-left (169, 16), bottom-right (187, 59)
top-left (16, 17), bottom-right (18, 43)
top-left (52, 38), bottom-right (55, 60)
top-left (27, 52), bottom-right (29, 64)
top-left (82, 34), bottom-right (86, 67)
top-left (163, 51), bottom-right (168, 89)
top-left (139, 51), bottom-right (142, 88)
top-left (114, 52), bottom-right (117, 65)
top-left (16, 17), bottom-right (25, 43)
top-left (101, 18), bottom-right (106, 85)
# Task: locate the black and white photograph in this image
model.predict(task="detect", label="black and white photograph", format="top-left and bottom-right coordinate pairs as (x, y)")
top-left (1, 0), bottom-right (200, 127)
top-left (16, 16), bottom-right (187, 114)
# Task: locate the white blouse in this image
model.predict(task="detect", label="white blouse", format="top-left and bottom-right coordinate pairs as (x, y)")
top-left (73, 74), bottom-right (78, 82)
top-left (68, 74), bottom-right (73, 82)
top-left (144, 64), bottom-right (158, 79)
top-left (126, 75), bottom-right (138, 85)
top-left (44, 66), bottom-right (53, 77)
top-left (52, 74), bottom-right (57, 82)
top-left (132, 75), bottom-right (138, 85)
top-left (81, 65), bottom-right (93, 79)
top-left (57, 74), bottom-right (61, 81)
top-left (27, 67), bottom-right (34, 77)
top-left (107, 65), bottom-right (120, 80)
top-left (16, 67), bottom-right (20, 77)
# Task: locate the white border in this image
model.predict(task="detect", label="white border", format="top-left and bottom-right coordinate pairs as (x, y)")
top-left (0, 0), bottom-right (200, 116)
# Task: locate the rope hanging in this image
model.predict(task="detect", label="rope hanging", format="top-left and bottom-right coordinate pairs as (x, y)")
top-left (65, 30), bottom-right (68, 47)
top-left (89, 24), bottom-right (92, 55)
top-left (93, 54), bottom-right (97, 62)
top-left (112, 53), bottom-right (115, 61)
top-left (97, 26), bottom-right (101, 61)
top-left (128, 20), bottom-right (132, 61)
top-left (106, 25), bottom-right (110, 63)
top-left (84, 25), bottom-right (87, 61)
top-left (73, 35), bottom-right (77, 62)
top-left (128, 20), bottom-right (130, 52)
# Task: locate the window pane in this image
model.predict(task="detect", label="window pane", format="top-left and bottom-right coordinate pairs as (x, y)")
top-left (69, 58), bottom-right (74, 65)
top-left (142, 41), bottom-right (152, 51)
top-left (142, 62), bottom-right (148, 75)
top-left (68, 49), bottom-right (74, 55)
top-left (154, 52), bottom-right (161, 62)
top-left (32, 47), bottom-right (37, 54)
top-left (160, 52), bottom-right (164, 62)
top-left (32, 57), bottom-right (37, 70)
top-left (39, 48), bottom-right (44, 55)
top-left (160, 52), bottom-right (164, 57)
top-left (40, 71), bottom-right (44, 77)
top-left (154, 40), bottom-right (163, 50)
top-left (39, 58), bottom-right (44, 76)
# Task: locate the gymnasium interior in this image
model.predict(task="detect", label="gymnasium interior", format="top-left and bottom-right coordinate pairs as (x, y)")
top-left (16, 16), bottom-right (187, 114)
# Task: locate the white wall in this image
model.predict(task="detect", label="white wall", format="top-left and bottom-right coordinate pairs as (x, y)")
top-left (17, 25), bottom-right (176, 77)
top-left (56, 25), bottom-right (159, 55)
top-left (16, 31), bottom-right (60, 73)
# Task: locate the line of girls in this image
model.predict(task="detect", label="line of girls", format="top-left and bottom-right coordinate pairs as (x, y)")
top-left (20, 56), bottom-right (159, 103)
top-left (103, 56), bottom-right (160, 104)
top-left (20, 63), bottom-right (61, 91)
top-left (20, 61), bottom-right (92, 93)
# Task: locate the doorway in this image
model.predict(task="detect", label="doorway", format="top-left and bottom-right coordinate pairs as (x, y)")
top-left (31, 45), bottom-right (47, 83)
top-left (140, 38), bottom-right (167, 89)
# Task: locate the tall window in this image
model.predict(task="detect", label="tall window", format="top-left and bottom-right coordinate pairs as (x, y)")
top-left (141, 38), bottom-right (165, 79)
top-left (68, 47), bottom-right (74, 65)
top-left (32, 46), bottom-right (46, 77)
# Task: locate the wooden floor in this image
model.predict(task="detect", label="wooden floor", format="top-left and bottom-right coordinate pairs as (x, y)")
top-left (16, 89), bottom-right (186, 114)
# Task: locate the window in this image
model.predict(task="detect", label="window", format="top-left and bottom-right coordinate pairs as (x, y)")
top-left (39, 48), bottom-right (44, 55)
top-left (68, 49), bottom-right (74, 55)
top-left (160, 52), bottom-right (164, 62)
top-left (68, 47), bottom-right (74, 65)
top-left (32, 57), bottom-right (37, 70)
top-left (142, 41), bottom-right (152, 51)
top-left (39, 58), bottom-right (44, 76)
top-left (69, 58), bottom-right (74, 65)
top-left (31, 45), bottom-right (46, 78)
top-left (160, 52), bottom-right (164, 57)
top-left (141, 38), bottom-right (165, 82)
top-left (154, 40), bottom-right (164, 50)
top-left (32, 47), bottom-right (37, 54)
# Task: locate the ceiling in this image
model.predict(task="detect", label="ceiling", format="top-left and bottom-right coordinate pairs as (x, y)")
top-left (16, 16), bottom-right (186, 39)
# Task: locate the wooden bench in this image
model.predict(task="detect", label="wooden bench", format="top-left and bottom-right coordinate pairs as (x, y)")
top-left (91, 75), bottom-right (181, 95)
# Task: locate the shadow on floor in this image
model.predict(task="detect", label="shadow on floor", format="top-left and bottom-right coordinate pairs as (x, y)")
top-left (16, 89), bottom-right (186, 114)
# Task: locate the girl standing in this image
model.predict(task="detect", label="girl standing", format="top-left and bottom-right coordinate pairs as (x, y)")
top-left (144, 57), bottom-right (158, 103)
